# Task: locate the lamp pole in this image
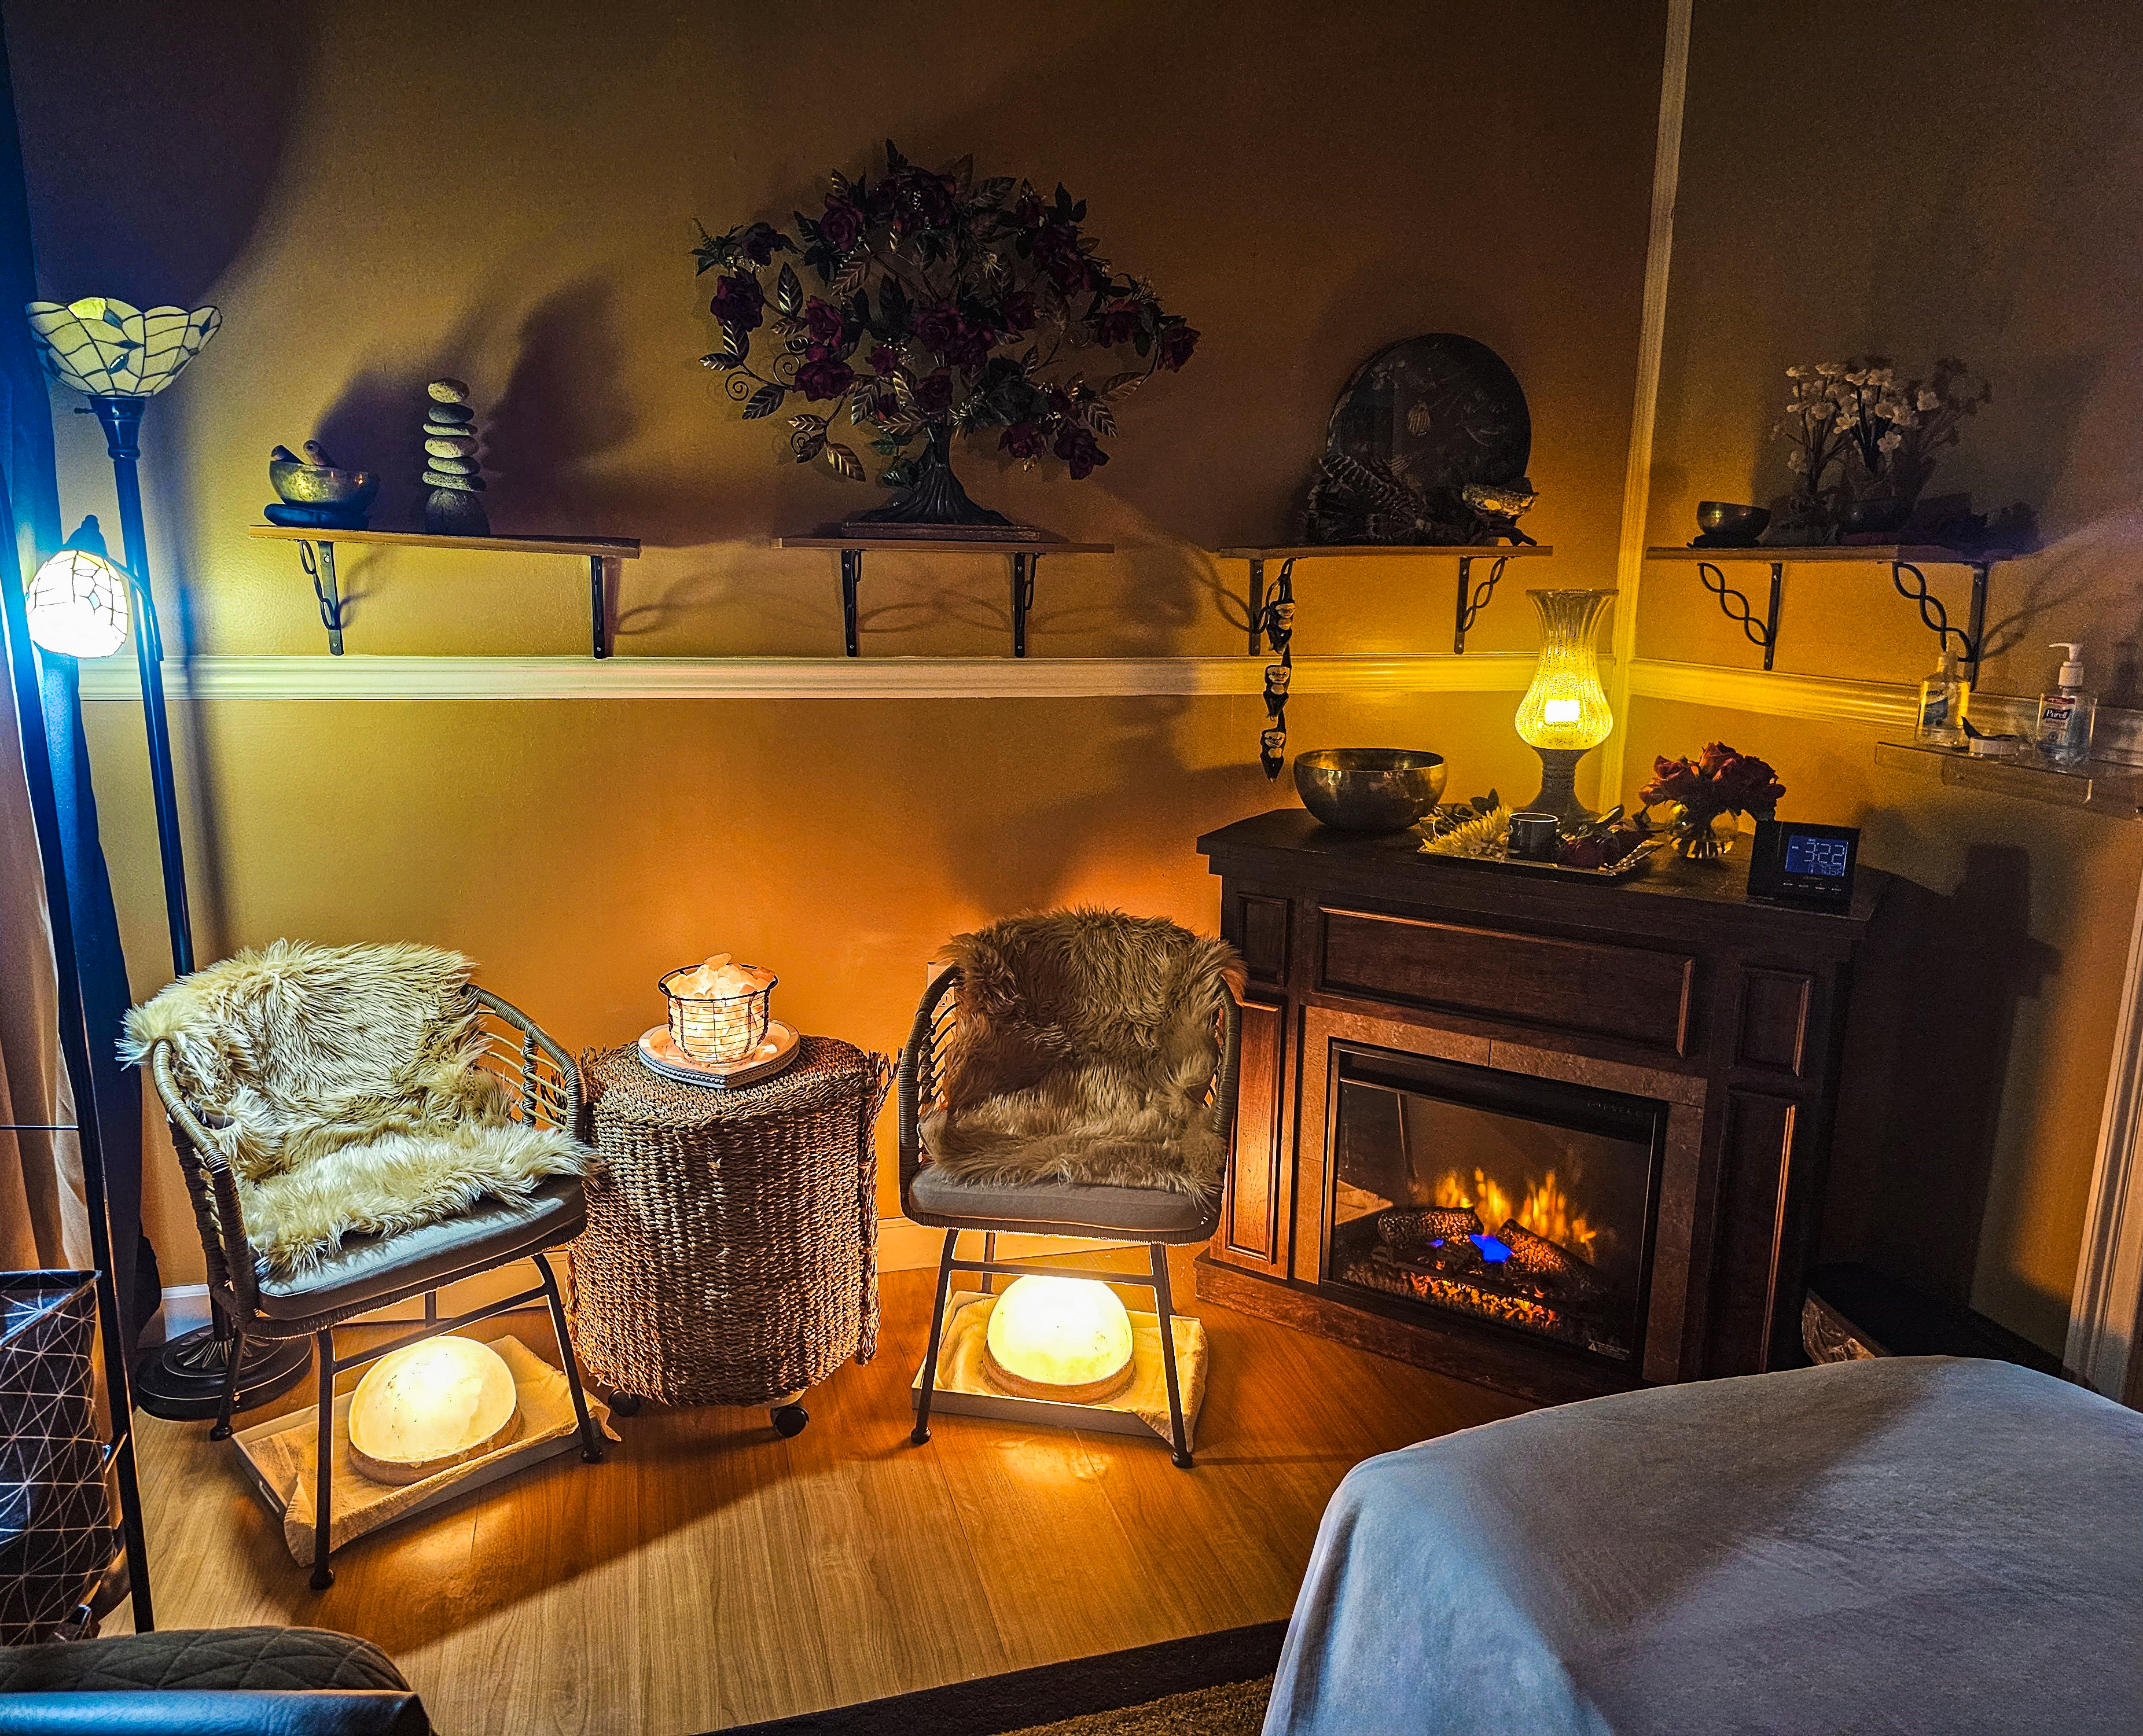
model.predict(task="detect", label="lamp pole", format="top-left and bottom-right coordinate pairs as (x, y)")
top-left (85, 393), bottom-right (190, 976)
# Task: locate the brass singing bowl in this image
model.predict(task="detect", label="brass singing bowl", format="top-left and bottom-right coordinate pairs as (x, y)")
top-left (1696, 501), bottom-right (1770, 543)
top-left (1293, 748), bottom-right (1449, 833)
top-left (269, 460), bottom-right (381, 509)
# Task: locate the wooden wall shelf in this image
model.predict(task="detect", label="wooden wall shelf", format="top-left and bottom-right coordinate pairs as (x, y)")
top-left (1645, 545), bottom-right (2004, 676)
top-left (249, 526), bottom-right (641, 659)
top-left (775, 531), bottom-right (1113, 658)
top-left (1874, 740), bottom-right (2143, 816)
top-left (1212, 544), bottom-right (1554, 656)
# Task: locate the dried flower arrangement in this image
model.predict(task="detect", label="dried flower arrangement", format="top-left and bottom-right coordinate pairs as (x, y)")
top-left (693, 142), bottom-right (1199, 530)
top-left (1771, 357), bottom-right (1989, 539)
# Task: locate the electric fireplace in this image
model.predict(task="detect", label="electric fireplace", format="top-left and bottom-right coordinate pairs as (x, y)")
top-left (1326, 1045), bottom-right (1664, 1367)
top-left (1194, 810), bottom-right (1893, 1404)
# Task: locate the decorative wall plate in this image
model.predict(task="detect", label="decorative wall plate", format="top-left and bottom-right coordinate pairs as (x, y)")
top-left (637, 1020), bottom-right (801, 1089)
top-left (1306, 334), bottom-right (1532, 546)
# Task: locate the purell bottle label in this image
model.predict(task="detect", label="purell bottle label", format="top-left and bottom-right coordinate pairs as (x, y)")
top-left (1921, 690), bottom-right (1949, 729)
top-left (2039, 694), bottom-right (2078, 748)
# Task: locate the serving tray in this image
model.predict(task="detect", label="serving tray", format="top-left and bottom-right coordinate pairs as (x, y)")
top-left (1418, 837), bottom-right (1663, 883)
top-left (637, 1019), bottom-right (801, 1089)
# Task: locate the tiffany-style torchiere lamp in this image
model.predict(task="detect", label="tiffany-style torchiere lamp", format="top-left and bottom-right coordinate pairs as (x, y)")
top-left (23, 296), bottom-right (311, 1417)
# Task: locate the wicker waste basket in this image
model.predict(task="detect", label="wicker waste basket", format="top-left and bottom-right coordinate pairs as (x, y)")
top-left (570, 1036), bottom-right (889, 1432)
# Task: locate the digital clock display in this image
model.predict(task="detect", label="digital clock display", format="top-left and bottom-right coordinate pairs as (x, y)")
top-left (1784, 833), bottom-right (1852, 878)
top-left (1747, 818), bottom-right (1860, 909)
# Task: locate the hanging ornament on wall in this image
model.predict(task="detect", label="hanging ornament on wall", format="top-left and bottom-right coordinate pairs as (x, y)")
top-left (1258, 558), bottom-right (1296, 781)
top-left (420, 377), bottom-right (490, 536)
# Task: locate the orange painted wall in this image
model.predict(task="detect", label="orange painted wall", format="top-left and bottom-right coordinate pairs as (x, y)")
top-left (1622, 1), bottom-right (2143, 1348)
top-left (3, 3), bottom-right (1664, 1284)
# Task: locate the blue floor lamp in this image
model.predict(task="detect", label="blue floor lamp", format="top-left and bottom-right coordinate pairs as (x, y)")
top-left (24, 296), bottom-right (311, 1418)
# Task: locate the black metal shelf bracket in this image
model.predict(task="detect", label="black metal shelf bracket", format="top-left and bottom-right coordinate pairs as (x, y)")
top-left (1453, 554), bottom-right (1509, 654)
top-left (1696, 560), bottom-right (1784, 671)
top-left (286, 539), bottom-right (615, 659)
top-left (296, 538), bottom-right (345, 656)
top-left (833, 547), bottom-right (1043, 659)
top-left (1892, 560), bottom-right (1988, 674)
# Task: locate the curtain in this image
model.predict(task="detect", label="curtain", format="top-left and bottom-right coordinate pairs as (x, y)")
top-left (0, 24), bottom-right (157, 1344)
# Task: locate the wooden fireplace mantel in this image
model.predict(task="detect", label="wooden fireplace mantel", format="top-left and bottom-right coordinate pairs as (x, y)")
top-left (1195, 808), bottom-right (1890, 1405)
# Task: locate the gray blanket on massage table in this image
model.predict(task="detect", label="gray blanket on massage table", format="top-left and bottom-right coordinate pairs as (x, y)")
top-left (1265, 1357), bottom-right (2143, 1735)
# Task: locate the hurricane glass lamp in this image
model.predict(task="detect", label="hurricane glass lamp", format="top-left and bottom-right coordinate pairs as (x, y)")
top-left (982, 1275), bottom-right (1136, 1403)
top-left (1514, 589), bottom-right (1616, 825)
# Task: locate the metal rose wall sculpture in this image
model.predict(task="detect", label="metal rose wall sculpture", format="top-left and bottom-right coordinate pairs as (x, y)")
top-left (693, 142), bottom-right (1199, 534)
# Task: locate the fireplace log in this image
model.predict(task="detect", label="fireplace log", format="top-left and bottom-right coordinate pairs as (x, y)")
top-left (1375, 1206), bottom-right (1484, 1253)
top-left (1496, 1221), bottom-right (1608, 1301)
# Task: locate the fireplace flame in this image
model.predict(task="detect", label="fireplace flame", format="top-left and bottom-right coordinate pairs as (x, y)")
top-left (1433, 1168), bottom-right (1598, 1260)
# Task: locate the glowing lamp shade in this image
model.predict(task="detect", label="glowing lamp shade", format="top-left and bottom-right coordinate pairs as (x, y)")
top-left (1514, 588), bottom-right (1616, 823)
top-left (982, 1275), bottom-right (1136, 1403)
top-left (24, 546), bottom-right (130, 659)
top-left (25, 296), bottom-right (221, 398)
top-left (346, 1335), bottom-right (522, 1485)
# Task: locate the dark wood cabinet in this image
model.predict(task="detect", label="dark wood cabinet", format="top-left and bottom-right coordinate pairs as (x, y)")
top-left (1196, 810), bottom-right (1890, 1404)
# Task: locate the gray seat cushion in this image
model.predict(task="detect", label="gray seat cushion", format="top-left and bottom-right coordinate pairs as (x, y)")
top-left (909, 1161), bottom-right (1215, 1237)
top-left (0, 1627), bottom-right (409, 1692)
top-left (253, 1177), bottom-right (585, 1323)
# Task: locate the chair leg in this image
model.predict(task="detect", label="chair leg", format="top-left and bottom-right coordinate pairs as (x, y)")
top-left (423, 1289), bottom-right (438, 1323)
top-left (535, 1251), bottom-right (603, 1464)
top-left (207, 1319), bottom-right (247, 1441)
top-left (910, 1229), bottom-right (958, 1447)
top-left (310, 1328), bottom-right (336, 1590)
top-left (1148, 1243), bottom-right (1193, 1469)
top-left (980, 1231), bottom-right (997, 1296)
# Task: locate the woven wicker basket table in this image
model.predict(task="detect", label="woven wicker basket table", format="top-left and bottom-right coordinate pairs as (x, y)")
top-left (569, 1036), bottom-right (889, 1436)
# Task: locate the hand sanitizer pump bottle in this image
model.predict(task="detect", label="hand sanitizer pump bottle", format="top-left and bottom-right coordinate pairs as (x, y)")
top-left (2035, 643), bottom-right (2097, 767)
top-left (1917, 648), bottom-right (1969, 746)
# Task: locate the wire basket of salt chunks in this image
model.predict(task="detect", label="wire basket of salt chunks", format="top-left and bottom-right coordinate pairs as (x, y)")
top-left (658, 954), bottom-right (778, 1062)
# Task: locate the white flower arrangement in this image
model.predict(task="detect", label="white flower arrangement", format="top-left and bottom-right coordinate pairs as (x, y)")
top-left (1774, 354), bottom-right (1988, 506)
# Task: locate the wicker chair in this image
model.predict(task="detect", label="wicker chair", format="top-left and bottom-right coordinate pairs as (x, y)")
top-left (898, 964), bottom-right (1242, 1468)
top-left (145, 986), bottom-right (604, 1590)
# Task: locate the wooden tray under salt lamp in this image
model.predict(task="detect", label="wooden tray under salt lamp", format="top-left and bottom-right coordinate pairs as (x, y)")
top-left (636, 1018), bottom-right (800, 1089)
top-left (230, 1334), bottom-right (615, 1566)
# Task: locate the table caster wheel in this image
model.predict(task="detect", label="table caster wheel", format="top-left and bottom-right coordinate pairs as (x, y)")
top-left (609, 1392), bottom-right (643, 1417)
top-left (771, 1403), bottom-right (808, 1438)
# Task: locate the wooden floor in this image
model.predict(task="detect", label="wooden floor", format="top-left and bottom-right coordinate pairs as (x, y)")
top-left (119, 1246), bottom-right (1526, 1736)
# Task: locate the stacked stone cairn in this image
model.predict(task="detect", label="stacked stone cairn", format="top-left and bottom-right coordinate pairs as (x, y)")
top-left (421, 377), bottom-right (490, 536)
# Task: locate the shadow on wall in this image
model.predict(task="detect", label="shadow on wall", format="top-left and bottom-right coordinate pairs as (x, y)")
top-left (1825, 845), bottom-right (2060, 1325)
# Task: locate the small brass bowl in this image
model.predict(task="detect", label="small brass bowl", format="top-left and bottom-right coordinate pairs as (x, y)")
top-left (1695, 501), bottom-right (1770, 545)
top-left (269, 459), bottom-right (381, 510)
top-left (1292, 748), bottom-right (1448, 833)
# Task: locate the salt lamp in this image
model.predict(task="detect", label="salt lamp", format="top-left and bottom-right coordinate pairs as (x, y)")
top-left (982, 1275), bottom-right (1136, 1403)
top-left (347, 1335), bottom-right (521, 1485)
top-left (659, 952), bottom-right (778, 1062)
top-left (1513, 589), bottom-right (1616, 824)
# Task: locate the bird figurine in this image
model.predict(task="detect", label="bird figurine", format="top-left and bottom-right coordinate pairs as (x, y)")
top-left (1462, 479), bottom-right (1539, 546)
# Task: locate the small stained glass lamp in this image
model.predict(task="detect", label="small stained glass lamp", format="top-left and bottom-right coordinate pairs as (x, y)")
top-left (24, 518), bottom-right (129, 660)
top-left (1514, 589), bottom-right (1616, 825)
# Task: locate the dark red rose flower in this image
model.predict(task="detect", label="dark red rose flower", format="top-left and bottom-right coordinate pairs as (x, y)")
top-left (1092, 299), bottom-right (1139, 345)
top-left (1052, 425), bottom-right (1109, 479)
top-left (708, 272), bottom-right (764, 335)
top-left (1031, 221), bottom-right (1087, 290)
top-left (803, 297), bottom-right (846, 347)
top-left (914, 369), bottom-right (955, 417)
top-left (795, 354), bottom-right (855, 400)
top-left (1157, 323), bottom-right (1200, 372)
top-left (915, 301), bottom-right (965, 353)
top-left (820, 193), bottom-right (865, 255)
top-left (884, 167), bottom-right (956, 232)
top-left (997, 291), bottom-right (1036, 334)
top-left (943, 323), bottom-right (993, 373)
top-left (1000, 421), bottom-right (1046, 461)
top-left (1014, 191), bottom-right (1046, 229)
top-left (869, 344), bottom-right (903, 374)
top-left (739, 222), bottom-right (784, 266)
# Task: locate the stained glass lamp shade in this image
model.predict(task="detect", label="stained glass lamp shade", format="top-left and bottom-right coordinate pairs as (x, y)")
top-left (25, 297), bottom-right (220, 398)
top-left (24, 543), bottom-right (129, 659)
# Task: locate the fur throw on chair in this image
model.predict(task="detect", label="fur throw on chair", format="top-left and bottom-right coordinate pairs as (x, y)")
top-left (121, 940), bottom-right (589, 1275)
top-left (921, 909), bottom-right (1241, 1201)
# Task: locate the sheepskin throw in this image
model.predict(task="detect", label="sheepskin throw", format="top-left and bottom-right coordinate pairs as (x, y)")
top-left (921, 909), bottom-right (1240, 1201)
top-left (121, 940), bottom-right (589, 1275)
